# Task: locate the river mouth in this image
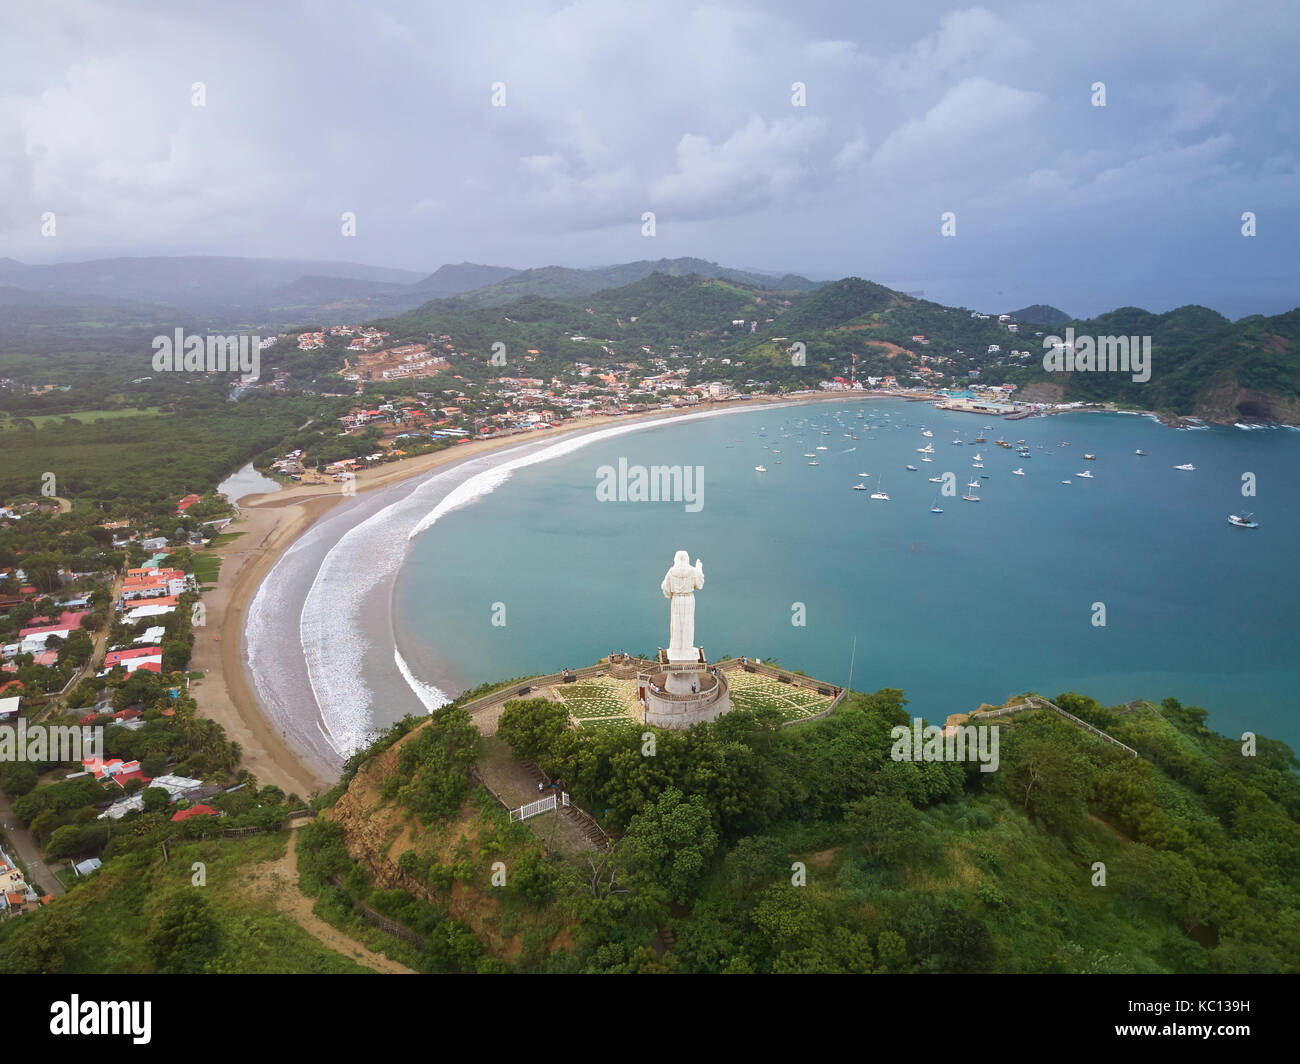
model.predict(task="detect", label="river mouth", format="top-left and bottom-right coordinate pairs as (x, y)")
top-left (217, 462), bottom-right (282, 505)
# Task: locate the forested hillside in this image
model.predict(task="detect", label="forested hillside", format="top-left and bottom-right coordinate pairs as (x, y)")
top-left (288, 685), bottom-right (1299, 974)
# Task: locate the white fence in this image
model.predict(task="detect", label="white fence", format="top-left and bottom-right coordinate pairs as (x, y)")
top-left (509, 791), bottom-right (572, 821)
top-left (510, 794), bottom-right (556, 822)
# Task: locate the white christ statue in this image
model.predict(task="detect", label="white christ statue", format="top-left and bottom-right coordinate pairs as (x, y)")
top-left (662, 550), bottom-right (705, 663)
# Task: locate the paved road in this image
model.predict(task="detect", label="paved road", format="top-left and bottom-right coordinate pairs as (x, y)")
top-left (0, 788), bottom-right (65, 896)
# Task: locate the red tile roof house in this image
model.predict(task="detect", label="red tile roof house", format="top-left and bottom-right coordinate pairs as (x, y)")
top-left (170, 804), bottom-right (217, 822)
top-left (82, 757), bottom-right (152, 788)
top-left (20, 610), bottom-right (88, 636)
top-left (175, 494), bottom-right (201, 515)
top-left (104, 647), bottom-right (163, 668)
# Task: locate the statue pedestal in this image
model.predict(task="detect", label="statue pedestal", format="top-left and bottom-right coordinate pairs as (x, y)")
top-left (663, 670), bottom-right (697, 694)
top-left (665, 646), bottom-right (699, 665)
top-left (637, 664), bottom-right (731, 730)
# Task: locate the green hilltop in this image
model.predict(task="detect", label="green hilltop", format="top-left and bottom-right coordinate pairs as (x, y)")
top-left (283, 683), bottom-right (1299, 974)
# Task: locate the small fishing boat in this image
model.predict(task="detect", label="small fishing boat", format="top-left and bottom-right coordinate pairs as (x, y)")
top-left (754, 465), bottom-right (767, 472)
top-left (1227, 512), bottom-right (1258, 528)
top-left (928, 476), bottom-right (943, 483)
top-left (1012, 468), bottom-right (1025, 476)
top-left (1076, 470), bottom-right (1094, 479)
top-left (1135, 449), bottom-right (1146, 456)
top-left (1083, 453), bottom-right (1097, 461)
top-left (853, 482), bottom-right (867, 491)
top-left (1174, 463), bottom-right (1196, 471)
top-left (906, 464), bottom-right (918, 471)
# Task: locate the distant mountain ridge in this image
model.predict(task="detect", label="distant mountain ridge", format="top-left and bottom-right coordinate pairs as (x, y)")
top-left (376, 271), bottom-right (1300, 426)
top-left (0, 255), bottom-right (424, 308)
top-left (427, 257), bottom-right (819, 310)
top-left (2, 255), bottom-right (1296, 425)
top-left (0, 255), bottom-right (813, 329)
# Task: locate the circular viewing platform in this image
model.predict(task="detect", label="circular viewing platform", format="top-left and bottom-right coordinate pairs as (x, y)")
top-left (636, 664), bottom-right (731, 729)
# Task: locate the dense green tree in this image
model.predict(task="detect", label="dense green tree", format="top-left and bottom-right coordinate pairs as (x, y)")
top-left (622, 786), bottom-right (718, 904)
top-left (148, 893), bottom-right (220, 973)
top-left (141, 786), bottom-right (170, 813)
top-left (497, 698), bottom-right (571, 762)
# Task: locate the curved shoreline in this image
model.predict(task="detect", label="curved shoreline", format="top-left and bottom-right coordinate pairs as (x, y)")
top-left (211, 394), bottom-right (873, 791)
top-left (209, 391), bottom-right (1281, 793)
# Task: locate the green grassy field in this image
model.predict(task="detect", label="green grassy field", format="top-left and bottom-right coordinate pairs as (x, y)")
top-left (10, 833), bottom-right (371, 974)
top-left (0, 407), bottom-right (163, 430)
top-left (192, 552), bottom-right (222, 583)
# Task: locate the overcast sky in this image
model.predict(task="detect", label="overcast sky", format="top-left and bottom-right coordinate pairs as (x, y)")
top-left (3, 0), bottom-right (1297, 317)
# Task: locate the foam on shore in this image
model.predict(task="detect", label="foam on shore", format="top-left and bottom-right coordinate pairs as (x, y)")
top-left (299, 405), bottom-right (769, 757)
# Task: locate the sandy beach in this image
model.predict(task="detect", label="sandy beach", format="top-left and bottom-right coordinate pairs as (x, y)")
top-left (197, 395), bottom-right (862, 796)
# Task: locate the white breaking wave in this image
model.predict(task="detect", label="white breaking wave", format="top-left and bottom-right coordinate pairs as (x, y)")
top-left (395, 646), bottom-right (450, 713)
top-left (405, 413), bottom-right (736, 541)
top-left (291, 400), bottom-right (841, 757)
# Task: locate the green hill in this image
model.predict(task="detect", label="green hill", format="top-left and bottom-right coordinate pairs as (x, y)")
top-left (1004, 304), bottom-right (1300, 421)
top-left (289, 682), bottom-right (1300, 974)
top-left (435, 257), bottom-right (818, 309)
top-left (1008, 303), bottom-right (1071, 327)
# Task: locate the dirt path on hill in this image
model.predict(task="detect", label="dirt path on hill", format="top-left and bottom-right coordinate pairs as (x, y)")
top-left (246, 825), bottom-right (413, 974)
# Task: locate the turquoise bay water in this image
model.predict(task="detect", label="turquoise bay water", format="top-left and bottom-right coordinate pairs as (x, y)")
top-left (393, 402), bottom-right (1300, 750)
